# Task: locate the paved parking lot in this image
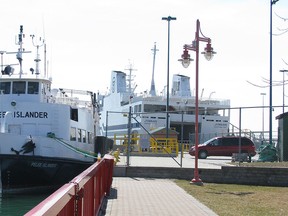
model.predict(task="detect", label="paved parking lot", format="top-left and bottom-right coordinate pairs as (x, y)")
top-left (117, 152), bottom-right (236, 169)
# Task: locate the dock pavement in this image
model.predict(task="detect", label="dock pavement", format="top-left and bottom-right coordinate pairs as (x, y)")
top-left (101, 177), bottom-right (218, 216)
top-left (99, 153), bottom-right (226, 215)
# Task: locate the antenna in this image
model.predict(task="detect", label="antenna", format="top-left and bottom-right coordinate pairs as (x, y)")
top-left (31, 34), bottom-right (45, 77)
top-left (6, 25), bottom-right (31, 78)
top-left (125, 61), bottom-right (137, 95)
top-left (44, 43), bottom-right (47, 78)
top-left (42, 16), bottom-right (48, 78)
top-left (150, 42), bottom-right (159, 96)
top-left (0, 51), bottom-right (6, 74)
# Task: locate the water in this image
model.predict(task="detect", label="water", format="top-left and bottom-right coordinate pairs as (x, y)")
top-left (0, 193), bottom-right (49, 216)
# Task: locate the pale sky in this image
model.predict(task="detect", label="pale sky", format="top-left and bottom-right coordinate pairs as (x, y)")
top-left (0, 0), bottom-right (288, 135)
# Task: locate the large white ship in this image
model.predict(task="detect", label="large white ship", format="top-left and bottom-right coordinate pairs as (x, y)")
top-left (0, 26), bottom-right (101, 193)
top-left (99, 66), bottom-right (231, 150)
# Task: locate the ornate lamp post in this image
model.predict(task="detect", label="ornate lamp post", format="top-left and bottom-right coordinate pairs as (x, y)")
top-left (179, 19), bottom-right (216, 185)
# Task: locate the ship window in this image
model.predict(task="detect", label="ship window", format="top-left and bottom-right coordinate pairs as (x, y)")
top-left (0, 82), bottom-right (11, 94)
top-left (70, 127), bottom-right (76, 141)
top-left (134, 104), bottom-right (142, 112)
top-left (144, 104), bottom-right (166, 112)
top-left (71, 108), bottom-right (78, 121)
top-left (28, 82), bottom-right (39, 94)
top-left (12, 81), bottom-right (26, 94)
top-left (78, 129), bottom-right (82, 142)
top-left (82, 130), bottom-right (86, 143)
top-left (88, 132), bottom-right (93, 144)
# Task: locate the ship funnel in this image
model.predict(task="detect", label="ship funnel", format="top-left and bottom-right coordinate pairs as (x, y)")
top-left (171, 74), bottom-right (191, 97)
top-left (110, 71), bottom-right (127, 94)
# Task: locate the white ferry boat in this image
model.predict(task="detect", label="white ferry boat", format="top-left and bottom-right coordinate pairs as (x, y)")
top-left (0, 26), bottom-right (100, 193)
top-left (98, 67), bottom-right (231, 150)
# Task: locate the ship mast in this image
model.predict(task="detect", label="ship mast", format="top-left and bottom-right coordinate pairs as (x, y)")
top-left (125, 61), bottom-right (137, 95)
top-left (149, 42), bottom-right (158, 96)
top-left (17, 25), bottom-right (25, 77)
top-left (15, 26), bottom-right (31, 78)
top-left (6, 25), bottom-right (31, 78)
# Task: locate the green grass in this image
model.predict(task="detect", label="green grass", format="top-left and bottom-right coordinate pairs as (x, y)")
top-left (175, 180), bottom-right (288, 216)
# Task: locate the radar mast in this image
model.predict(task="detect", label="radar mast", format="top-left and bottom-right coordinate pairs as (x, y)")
top-left (149, 42), bottom-right (158, 96)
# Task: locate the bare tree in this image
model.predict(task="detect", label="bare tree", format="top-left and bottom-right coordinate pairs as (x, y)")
top-left (274, 13), bottom-right (288, 36)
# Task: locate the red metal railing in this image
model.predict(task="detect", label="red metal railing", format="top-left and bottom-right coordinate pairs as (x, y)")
top-left (25, 154), bottom-right (114, 216)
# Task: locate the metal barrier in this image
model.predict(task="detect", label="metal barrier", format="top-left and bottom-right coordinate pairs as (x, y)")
top-left (113, 133), bottom-right (140, 145)
top-left (112, 132), bottom-right (182, 155)
top-left (181, 143), bottom-right (191, 152)
top-left (24, 154), bottom-right (114, 216)
top-left (150, 138), bottom-right (179, 154)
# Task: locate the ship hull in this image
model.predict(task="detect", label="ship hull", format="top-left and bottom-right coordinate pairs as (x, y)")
top-left (0, 155), bottom-right (94, 194)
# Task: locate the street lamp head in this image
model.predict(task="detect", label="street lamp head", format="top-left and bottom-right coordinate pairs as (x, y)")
top-left (178, 47), bottom-right (193, 68)
top-left (202, 42), bottom-right (216, 61)
top-left (162, 16), bottom-right (177, 21)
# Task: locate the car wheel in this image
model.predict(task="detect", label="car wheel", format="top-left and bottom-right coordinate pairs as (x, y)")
top-left (198, 150), bottom-right (207, 159)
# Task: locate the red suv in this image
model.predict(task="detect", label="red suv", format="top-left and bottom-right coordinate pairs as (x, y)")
top-left (189, 136), bottom-right (256, 159)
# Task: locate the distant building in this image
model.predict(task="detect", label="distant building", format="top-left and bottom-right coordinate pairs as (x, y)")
top-left (276, 112), bottom-right (288, 161)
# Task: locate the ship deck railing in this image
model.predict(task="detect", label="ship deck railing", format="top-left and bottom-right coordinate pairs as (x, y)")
top-left (131, 93), bottom-right (230, 106)
top-left (52, 96), bottom-right (93, 108)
